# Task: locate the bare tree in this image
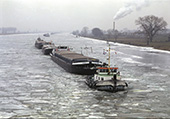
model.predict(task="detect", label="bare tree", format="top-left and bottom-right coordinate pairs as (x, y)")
top-left (72, 30), bottom-right (79, 36)
top-left (80, 27), bottom-right (89, 37)
top-left (92, 28), bottom-right (103, 39)
top-left (135, 15), bottom-right (167, 45)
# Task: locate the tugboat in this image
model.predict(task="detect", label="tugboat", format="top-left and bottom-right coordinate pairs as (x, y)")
top-left (35, 37), bottom-right (51, 49)
top-left (85, 44), bottom-right (128, 92)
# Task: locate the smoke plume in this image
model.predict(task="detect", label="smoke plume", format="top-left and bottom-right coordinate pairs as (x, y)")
top-left (114, 0), bottom-right (150, 20)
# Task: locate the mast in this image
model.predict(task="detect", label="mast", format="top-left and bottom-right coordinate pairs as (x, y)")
top-left (108, 44), bottom-right (111, 73)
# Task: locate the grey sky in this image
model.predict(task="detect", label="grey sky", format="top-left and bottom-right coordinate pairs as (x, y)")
top-left (0, 0), bottom-right (170, 32)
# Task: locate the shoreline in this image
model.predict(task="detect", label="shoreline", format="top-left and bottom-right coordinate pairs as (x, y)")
top-left (94, 37), bottom-right (170, 52)
top-left (113, 40), bottom-right (170, 52)
top-left (0, 32), bottom-right (46, 36)
top-left (0, 33), bottom-right (36, 35)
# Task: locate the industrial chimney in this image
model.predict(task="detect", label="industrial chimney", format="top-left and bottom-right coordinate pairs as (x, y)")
top-left (113, 21), bottom-right (115, 31)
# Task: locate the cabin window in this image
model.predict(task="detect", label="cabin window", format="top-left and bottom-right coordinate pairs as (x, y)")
top-left (98, 77), bottom-right (100, 80)
top-left (99, 69), bottom-right (107, 72)
top-left (101, 78), bottom-right (104, 81)
top-left (58, 46), bottom-right (68, 49)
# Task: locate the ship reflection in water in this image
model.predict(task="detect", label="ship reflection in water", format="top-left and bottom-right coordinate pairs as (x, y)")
top-left (0, 33), bottom-right (170, 118)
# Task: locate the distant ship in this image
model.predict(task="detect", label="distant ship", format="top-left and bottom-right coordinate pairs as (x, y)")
top-left (50, 46), bottom-right (103, 75)
top-left (43, 33), bottom-right (50, 37)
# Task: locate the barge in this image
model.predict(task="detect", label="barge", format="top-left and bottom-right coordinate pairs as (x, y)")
top-left (42, 43), bottom-right (56, 55)
top-left (50, 47), bottom-right (103, 75)
top-left (35, 37), bottom-right (51, 49)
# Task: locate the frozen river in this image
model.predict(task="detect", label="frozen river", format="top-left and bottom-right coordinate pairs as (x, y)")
top-left (0, 33), bottom-right (170, 118)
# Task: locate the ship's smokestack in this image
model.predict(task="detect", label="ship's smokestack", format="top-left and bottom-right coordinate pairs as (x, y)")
top-left (113, 21), bottom-right (117, 41)
top-left (113, 21), bottom-right (115, 31)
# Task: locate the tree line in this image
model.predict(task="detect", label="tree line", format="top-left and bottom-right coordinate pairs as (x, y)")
top-left (72, 15), bottom-right (169, 45)
top-left (0, 27), bottom-right (17, 34)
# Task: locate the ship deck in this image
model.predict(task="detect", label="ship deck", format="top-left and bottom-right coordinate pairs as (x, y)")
top-left (55, 50), bottom-right (99, 61)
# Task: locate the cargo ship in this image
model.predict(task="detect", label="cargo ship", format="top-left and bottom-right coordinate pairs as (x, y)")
top-left (50, 46), bottom-right (103, 75)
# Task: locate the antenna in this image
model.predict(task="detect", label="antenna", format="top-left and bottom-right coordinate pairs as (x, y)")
top-left (108, 44), bottom-right (111, 73)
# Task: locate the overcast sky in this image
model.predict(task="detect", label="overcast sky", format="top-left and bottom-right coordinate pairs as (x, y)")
top-left (0, 0), bottom-right (170, 32)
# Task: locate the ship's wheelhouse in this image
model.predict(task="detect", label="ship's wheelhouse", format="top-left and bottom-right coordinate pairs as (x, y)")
top-left (94, 67), bottom-right (120, 81)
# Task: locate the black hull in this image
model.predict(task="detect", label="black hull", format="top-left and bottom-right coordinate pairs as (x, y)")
top-left (35, 42), bottom-right (43, 49)
top-left (85, 78), bottom-right (128, 92)
top-left (42, 49), bottom-right (53, 55)
top-left (96, 85), bottom-right (125, 92)
top-left (51, 55), bottom-right (97, 75)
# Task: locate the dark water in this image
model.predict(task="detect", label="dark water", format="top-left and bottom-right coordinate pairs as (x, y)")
top-left (0, 33), bottom-right (170, 118)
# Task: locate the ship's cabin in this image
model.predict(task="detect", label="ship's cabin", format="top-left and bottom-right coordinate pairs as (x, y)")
top-left (42, 43), bottom-right (55, 50)
top-left (97, 67), bottom-right (118, 74)
top-left (52, 46), bottom-right (70, 54)
top-left (94, 67), bottom-right (120, 81)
